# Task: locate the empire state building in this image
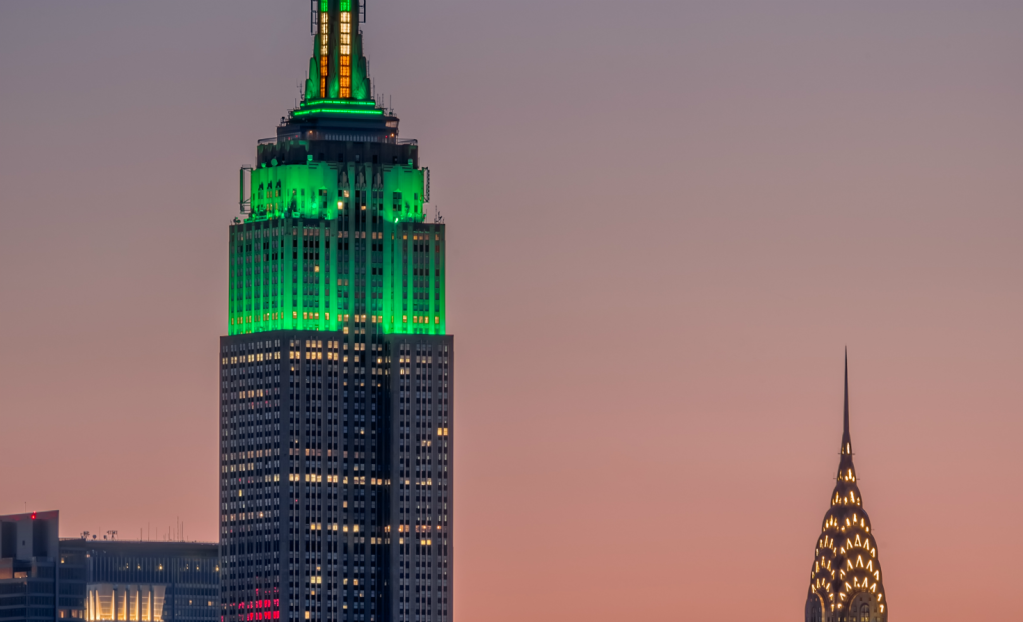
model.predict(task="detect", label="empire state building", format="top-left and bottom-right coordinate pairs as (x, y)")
top-left (219, 2), bottom-right (453, 621)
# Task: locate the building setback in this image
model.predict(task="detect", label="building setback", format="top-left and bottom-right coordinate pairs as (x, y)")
top-left (219, 2), bottom-right (454, 622)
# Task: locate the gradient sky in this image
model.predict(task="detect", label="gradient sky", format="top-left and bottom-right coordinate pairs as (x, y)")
top-left (1, 1), bottom-right (1021, 620)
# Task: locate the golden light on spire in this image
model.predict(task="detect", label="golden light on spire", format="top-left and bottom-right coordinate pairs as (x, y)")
top-left (803, 355), bottom-right (889, 622)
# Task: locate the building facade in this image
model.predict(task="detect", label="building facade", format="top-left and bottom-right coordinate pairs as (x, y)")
top-left (804, 358), bottom-right (889, 622)
top-left (219, 3), bottom-right (453, 622)
top-left (0, 511), bottom-right (63, 621)
top-left (0, 511), bottom-right (218, 622)
top-left (63, 539), bottom-right (220, 622)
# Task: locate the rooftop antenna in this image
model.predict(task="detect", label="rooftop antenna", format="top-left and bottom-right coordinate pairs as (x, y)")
top-left (239, 166), bottom-right (253, 214)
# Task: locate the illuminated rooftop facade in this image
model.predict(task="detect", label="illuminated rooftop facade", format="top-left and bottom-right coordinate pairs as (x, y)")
top-left (804, 355), bottom-right (889, 622)
top-left (230, 0), bottom-right (444, 337)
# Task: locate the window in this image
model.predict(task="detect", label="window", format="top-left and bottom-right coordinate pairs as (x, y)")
top-left (806, 598), bottom-right (822, 622)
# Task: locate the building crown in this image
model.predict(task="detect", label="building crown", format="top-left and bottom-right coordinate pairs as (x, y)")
top-left (804, 353), bottom-right (888, 622)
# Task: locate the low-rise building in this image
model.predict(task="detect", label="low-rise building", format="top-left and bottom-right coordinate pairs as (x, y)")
top-left (0, 511), bottom-right (219, 622)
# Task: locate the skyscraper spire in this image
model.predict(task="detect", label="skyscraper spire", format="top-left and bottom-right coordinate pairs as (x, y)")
top-left (842, 348), bottom-right (851, 456)
top-left (280, 0), bottom-right (392, 128)
top-left (305, 0), bottom-right (372, 103)
top-left (804, 355), bottom-right (889, 622)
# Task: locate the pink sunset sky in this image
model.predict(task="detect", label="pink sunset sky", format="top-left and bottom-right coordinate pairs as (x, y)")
top-left (1, 1), bottom-right (1021, 621)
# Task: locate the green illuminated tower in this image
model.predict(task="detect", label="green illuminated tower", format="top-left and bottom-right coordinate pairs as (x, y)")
top-left (220, 3), bottom-right (453, 621)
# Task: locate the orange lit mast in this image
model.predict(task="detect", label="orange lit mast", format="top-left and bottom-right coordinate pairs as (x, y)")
top-left (305, 0), bottom-right (371, 102)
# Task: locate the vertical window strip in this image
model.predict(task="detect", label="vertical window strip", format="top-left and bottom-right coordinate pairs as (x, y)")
top-left (319, 5), bottom-right (329, 97)
top-left (339, 10), bottom-right (352, 97)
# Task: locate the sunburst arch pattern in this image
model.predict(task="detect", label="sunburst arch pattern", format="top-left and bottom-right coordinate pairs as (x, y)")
top-left (805, 355), bottom-right (888, 622)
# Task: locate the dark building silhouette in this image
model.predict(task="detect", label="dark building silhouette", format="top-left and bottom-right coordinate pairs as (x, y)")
top-left (219, 2), bottom-right (453, 622)
top-left (0, 511), bottom-right (61, 621)
top-left (804, 357), bottom-right (889, 622)
top-left (0, 511), bottom-right (218, 622)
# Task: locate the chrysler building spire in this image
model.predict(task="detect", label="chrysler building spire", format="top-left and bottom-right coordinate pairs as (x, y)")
top-left (842, 349), bottom-right (851, 456)
top-left (804, 355), bottom-right (889, 622)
